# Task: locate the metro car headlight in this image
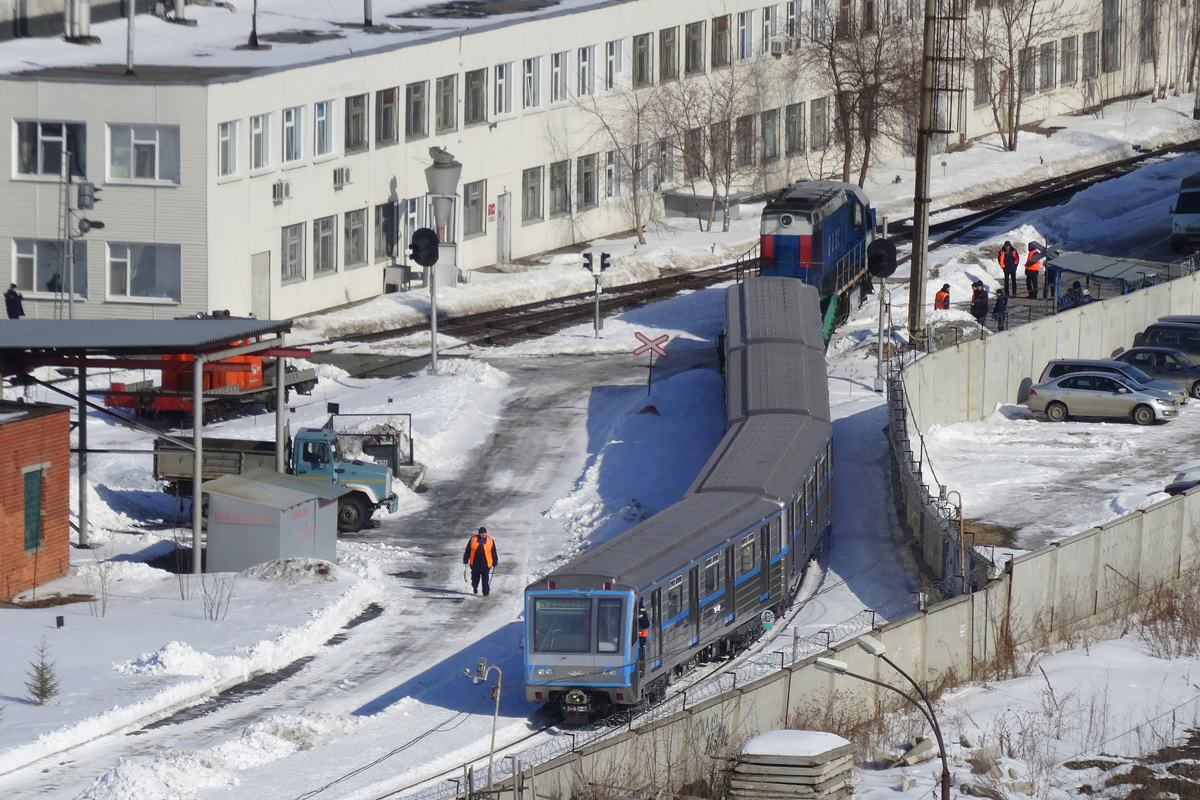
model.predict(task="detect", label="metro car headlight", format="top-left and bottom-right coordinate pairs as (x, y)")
top-left (535, 668), bottom-right (553, 677)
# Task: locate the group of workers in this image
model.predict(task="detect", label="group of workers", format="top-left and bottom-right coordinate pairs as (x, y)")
top-left (998, 240), bottom-right (1045, 299)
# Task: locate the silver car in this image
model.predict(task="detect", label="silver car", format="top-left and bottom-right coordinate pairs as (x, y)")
top-left (1026, 371), bottom-right (1180, 425)
top-left (1038, 358), bottom-right (1189, 405)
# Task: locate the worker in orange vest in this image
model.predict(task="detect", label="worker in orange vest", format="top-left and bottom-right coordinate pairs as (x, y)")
top-left (463, 527), bottom-right (499, 596)
top-left (637, 603), bottom-right (650, 661)
top-left (1024, 247), bottom-right (1043, 299)
top-left (998, 241), bottom-right (1020, 297)
top-left (934, 284), bottom-right (950, 310)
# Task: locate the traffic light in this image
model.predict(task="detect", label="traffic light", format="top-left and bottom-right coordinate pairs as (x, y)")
top-left (408, 227), bottom-right (440, 267)
top-left (600, 252), bottom-right (611, 271)
top-left (583, 253), bottom-right (593, 271)
top-left (77, 182), bottom-right (100, 210)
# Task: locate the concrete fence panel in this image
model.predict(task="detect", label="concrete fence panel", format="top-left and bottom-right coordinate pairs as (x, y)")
top-left (964, 339), bottom-right (987, 422)
top-left (1008, 547), bottom-right (1057, 645)
top-left (1137, 498), bottom-right (1185, 586)
top-left (1095, 515), bottom-right (1143, 618)
top-left (1051, 528), bottom-right (1102, 631)
top-left (1029, 319), bottom-right (1061, 380)
top-left (922, 595), bottom-right (974, 680)
top-left (1054, 310), bottom-right (1084, 360)
top-left (971, 576), bottom-right (1010, 672)
top-left (1180, 488), bottom-right (1200, 573)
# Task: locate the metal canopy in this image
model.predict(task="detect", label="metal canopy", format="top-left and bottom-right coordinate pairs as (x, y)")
top-left (0, 319), bottom-right (293, 357)
top-left (1043, 250), bottom-right (1166, 284)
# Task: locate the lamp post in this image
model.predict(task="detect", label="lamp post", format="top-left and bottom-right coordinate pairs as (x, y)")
top-left (425, 148), bottom-right (462, 376)
top-left (463, 657), bottom-right (503, 788)
top-left (815, 636), bottom-right (950, 800)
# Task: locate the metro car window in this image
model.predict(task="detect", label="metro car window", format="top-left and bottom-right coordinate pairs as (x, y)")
top-left (739, 534), bottom-right (756, 573)
top-left (703, 554), bottom-right (720, 594)
top-left (533, 598), bottom-right (591, 653)
top-left (667, 575), bottom-right (683, 617)
top-left (596, 598), bottom-right (623, 653)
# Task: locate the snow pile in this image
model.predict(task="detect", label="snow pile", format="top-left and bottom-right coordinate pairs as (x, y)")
top-left (241, 559), bottom-right (339, 584)
top-left (114, 641), bottom-right (216, 678)
top-left (742, 730), bottom-right (851, 757)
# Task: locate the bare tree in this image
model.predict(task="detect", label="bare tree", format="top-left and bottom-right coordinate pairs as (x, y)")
top-left (969, 0), bottom-right (1071, 151)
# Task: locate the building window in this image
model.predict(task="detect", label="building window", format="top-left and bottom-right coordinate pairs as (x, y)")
top-left (812, 0), bottom-right (828, 41)
top-left (712, 15), bottom-right (731, 68)
top-left (683, 127), bottom-right (704, 179)
top-left (810, 97), bottom-right (828, 150)
top-left (345, 94), bottom-right (367, 151)
top-left (1061, 36), bottom-right (1078, 84)
top-left (1039, 41), bottom-right (1056, 91)
top-left (1020, 47), bottom-right (1036, 94)
top-left (108, 124), bottom-right (180, 183)
top-left (406, 82), bottom-right (428, 139)
top-left (217, 120), bottom-right (238, 177)
top-left (685, 21), bottom-right (705, 74)
top-left (1139, 0), bottom-right (1155, 64)
top-left (762, 4), bottom-right (777, 50)
top-left (1101, 0), bottom-right (1119, 73)
top-left (494, 62), bottom-right (513, 115)
top-left (375, 202), bottom-right (398, 260)
top-left (13, 238), bottom-right (87, 296)
top-left (786, 0), bottom-right (798, 38)
top-left (523, 57), bottom-right (542, 108)
top-left (632, 34), bottom-right (653, 87)
top-left (24, 468), bottom-right (43, 552)
top-left (550, 52), bottom-right (568, 102)
top-left (578, 46), bottom-right (595, 96)
top-left (1082, 30), bottom-right (1099, 80)
top-left (785, 102), bottom-right (805, 154)
top-left (549, 159), bottom-right (570, 216)
top-left (463, 180), bottom-right (486, 236)
top-left (376, 87), bottom-right (399, 145)
top-left (345, 209), bottom-right (367, 267)
top-left (250, 114), bottom-right (270, 170)
top-left (657, 138), bottom-right (675, 188)
top-left (282, 106), bottom-right (303, 163)
top-left (606, 40), bottom-right (622, 90)
top-left (576, 154), bottom-right (598, 209)
top-left (436, 75), bottom-right (458, 133)
top-left (522, 166), bottom-right (543, 222)
top-left (465, 68), bottom-right (488, 125)
top-left (314, 101), bottom-right (333, 156)
top-left (282, 223), bottom-right (305, 282)
top-left (106, 243), bottom-right (181, 301)
top-left (862, 0), bottom-right (876, 32)
top-left (660, 27), bottom-right (679, 80)
top-left (604, 150), bottom-right (621, 199)
top-left (737, 11), bottom-right (754, 60)
top-left (313, 216), bottom-right (337, 274)
top-left (735, 115), bottom-right (754, 167)
top-left (761, 109), bottom-right (779, 161)
top-left (16, 121), bottom-right (86, 177)
top-left (973, 58), bottom-right (990, 107)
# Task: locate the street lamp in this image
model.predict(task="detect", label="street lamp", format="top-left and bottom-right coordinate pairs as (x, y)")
top-left (814, 636), bottom-right (951, 800)
top-left (463, 657), bottom-right (503, 788)
top-left (424, 147), bottom-right (462, 376)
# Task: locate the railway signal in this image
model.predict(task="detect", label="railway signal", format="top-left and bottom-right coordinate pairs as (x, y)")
top-left (583, 252), bottom-right (603, 338)
top-left (409, 227), bottom-right (440, 267)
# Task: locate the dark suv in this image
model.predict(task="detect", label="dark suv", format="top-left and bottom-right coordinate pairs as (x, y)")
top-left (1038, 359), bottom-right (1188, 404)
top-left (1134, 322), bottom-right (1200, 357)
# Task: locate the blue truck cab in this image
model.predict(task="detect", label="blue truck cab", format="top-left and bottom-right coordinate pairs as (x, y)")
top-left (292, 418), bottom-right (400, 531)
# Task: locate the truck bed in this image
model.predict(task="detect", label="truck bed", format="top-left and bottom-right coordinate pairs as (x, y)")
top-left (153, 437), bottom-right (280, 486)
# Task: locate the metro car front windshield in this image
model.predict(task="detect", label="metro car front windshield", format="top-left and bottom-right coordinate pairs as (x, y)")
top-left (532, 597), bottom-right (591, 653)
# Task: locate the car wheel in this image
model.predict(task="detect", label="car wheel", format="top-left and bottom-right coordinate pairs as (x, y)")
top-left (1132, 404), bottom-right (1156, 426)
top-left (1191, 381), bottom-right (1200, 400)
top-left (1045, 401), bottom-right (1068, 422)
top-left (337, 494), bottom-right (370, 532)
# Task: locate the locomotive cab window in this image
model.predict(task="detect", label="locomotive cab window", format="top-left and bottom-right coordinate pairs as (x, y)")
top-left (596, 598), bottom-right (624, 653)
top-left (703, 554), bottom-right (721, 594)
top-left (666, 575), bottom-right (684, 618)
top-left (738, 533), bottom-right (756, 574)
top-left (851, 201), bottom-right (863, 231)
top-left (532, 597), bottom-right (591, 653)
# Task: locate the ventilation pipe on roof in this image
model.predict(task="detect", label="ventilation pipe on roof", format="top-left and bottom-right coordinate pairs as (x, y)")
top-left (63, 0), bottom-right (92, 42)
top-left (364, 0), bottom-right (373, 27)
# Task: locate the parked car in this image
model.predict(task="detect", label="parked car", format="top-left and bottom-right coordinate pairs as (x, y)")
top-left (1165, 466), bottom-right (1200, 495)
top-left (1133, 321), bottom-right (1200, 358)
top-left (1038, 359), bottom-right (1188, 405)
top-left (1026, 372), bottom-right (1180, 425)
top-left (1114, 347), bottom-right (1200, 400)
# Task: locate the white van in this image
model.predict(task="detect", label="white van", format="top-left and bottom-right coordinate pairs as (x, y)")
top-left (1170, 171), bottom-right (1200, 252)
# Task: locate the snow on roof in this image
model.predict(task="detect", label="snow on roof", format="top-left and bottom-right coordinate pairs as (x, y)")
top-left (741, 730), bottom-right (851, 758)
top-left (0, 0), bottom-right (624, 81)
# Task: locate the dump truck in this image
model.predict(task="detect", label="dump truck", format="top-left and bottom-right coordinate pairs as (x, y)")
top-left (154, 417), bottom-right (399, 532)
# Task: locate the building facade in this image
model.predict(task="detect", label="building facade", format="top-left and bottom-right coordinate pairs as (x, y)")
top-left (0, 401), bottom-right (70, 600)
top-left (0, 0), bottom-right (1184, 320)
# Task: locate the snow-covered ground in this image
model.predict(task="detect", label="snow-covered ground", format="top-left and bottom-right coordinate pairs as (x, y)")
top-left (3, 92), bottom-right (1200, 800)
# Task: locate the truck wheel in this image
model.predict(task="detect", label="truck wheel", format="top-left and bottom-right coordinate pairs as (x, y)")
top-left (337, 494), bottom-right (370, 533)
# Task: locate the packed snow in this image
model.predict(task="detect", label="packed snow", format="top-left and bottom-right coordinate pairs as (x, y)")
top-left (2, 92), bottom-right (1200, 800)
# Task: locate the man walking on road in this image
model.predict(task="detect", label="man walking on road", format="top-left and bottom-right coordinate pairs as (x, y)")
top-left (463, 527), bottom-right (498, 596)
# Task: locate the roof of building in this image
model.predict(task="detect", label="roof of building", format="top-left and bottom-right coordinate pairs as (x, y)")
top-left (0, 318), bottom-right (293, 357)
top-left (203, 468), bottom-right (347, 509)
top-left (1043, 250), bottom-right (1166, 283)
top-left (1, 0), bottom-right (624, 83)
top-left (0, 399), bottom-right (71, 425)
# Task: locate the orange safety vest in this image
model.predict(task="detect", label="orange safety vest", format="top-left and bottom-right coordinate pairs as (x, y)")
top-left (468, 535), bottom-right (495, 568)
top-left (934, 290), bottom-right (950, 310)
top-left (1025, 251), bottom-right (1042, 271)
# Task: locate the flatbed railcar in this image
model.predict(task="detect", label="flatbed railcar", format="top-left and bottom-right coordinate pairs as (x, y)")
top-left (523, 277), bottom-right (832, 723)
top-left (759, 180), bottom-right (896, 339)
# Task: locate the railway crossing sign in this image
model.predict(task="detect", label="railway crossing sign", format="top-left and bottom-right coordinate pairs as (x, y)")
top-left (633, 332), bottom-right (669, 358)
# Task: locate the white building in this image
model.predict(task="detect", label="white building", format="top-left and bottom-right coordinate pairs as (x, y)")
top-left (0, 0), bottom-right (1181, 320)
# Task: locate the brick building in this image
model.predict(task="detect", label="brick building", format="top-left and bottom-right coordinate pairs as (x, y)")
top-left (0, 400), bottom-right (70, 600)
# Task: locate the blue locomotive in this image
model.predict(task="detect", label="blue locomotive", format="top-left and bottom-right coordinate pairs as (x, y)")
top-left (523, 278), bottom-right (832, 723)
top-left (759, 180), bottom-right (896, 338)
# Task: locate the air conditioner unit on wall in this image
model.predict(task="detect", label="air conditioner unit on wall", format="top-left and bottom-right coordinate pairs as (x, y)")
top-left (272, 180), bottom-right (291, 203)
top-left (770, 37), bottom-right (786, 58)
top-left (333, 166), bottom-right (352, 188)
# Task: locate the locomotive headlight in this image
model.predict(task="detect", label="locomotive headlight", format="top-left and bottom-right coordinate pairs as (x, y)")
top-left (535, 668), bottom-right (553, 676)
top-left (780, 214), bottom-right (794, 227)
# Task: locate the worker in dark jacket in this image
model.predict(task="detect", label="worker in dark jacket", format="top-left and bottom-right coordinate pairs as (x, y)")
top-left (969, 281), bottom-right (989, 324)
top-left (5, 284), bottom-right (24, 319)
top-left (463, 527), bottom-right (498, 596)
top-left (992, 289), bottom-right (1009, 331)
top-left (998, 241), bottom-right (1019, 297)
top-left (934, 284), bottom-right (950, 310)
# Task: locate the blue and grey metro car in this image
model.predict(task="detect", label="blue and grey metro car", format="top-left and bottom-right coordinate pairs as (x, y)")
top-left (523, 277), bottom-right (833, 723)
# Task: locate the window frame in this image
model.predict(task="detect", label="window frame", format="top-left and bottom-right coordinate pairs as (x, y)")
top-left (605, 39), bottom-right (622, 90)
top-left (344, 208), bottom-right (367, 268)
top-left (463, 179), bottom-right (487, 237)
top-left (13, 238), bottom-right (87, 298)
top-left (577, 46), bottom-right (595, 96)
top-left (576, 154), bottom-right (598, 210)
top-left (314, 100), bottom-right (334, 157)
top-left (345, 94), bottom-right (368, 152)
top-left (660, 27), bottom-right (679, 81)
top-left (16, 121), bottom-right (87, 179)
top-left (1039, 41), bottom-right (1057, 91)
top-left (761, 108), bottom-right (779, 161)
top-left (785, 102), bottom-right (805, 154)
top-left (737, 10), bottom-right (754, 60)
top-left (313, 215), bottom-right (338, 275)
top-left (465, 68), bottom-right (488, 126)
top-left (376, 87), bottom-right (399, 146)
top-left (550, 52), bottom-right (568, 103)
top-left (105, 242), bottom-right (181, 303)
top-left (810, 97), bottom-right (828, 151)
top-left (250, 113), bottom-right (271, 171)
top-left (23, 467), bottom-right (44, 552)
top-left (685, 21), bottom-right (705, 74)
top-left (217, 119), bottom-right (238, 177)
top-left (281, 223), bottom-right (305, 283)
top-left (522, 166), bottom-right (544, 223)
top-left (107, 123), bottom-right (181, 184)
top-left (1060, 36), bottom-right (1079, 84)
top-left (435, 75), bottom-right (458, 133)
top-left (282, 105), bottom-right (303, 164)
top-left (549, 159), bottom-right (571, 217)
top-left (523, 57), bottom-right (542, 109)
top-left (633, 33), bottom-right (653, 88)
top-left (495, 62), bottom-right (513, 116)
top-left (711, 15), bottom-right (731, 68)
top-left (374, 202), bottom-right (398, 261)
top-left (604, 149), bottom-right (621, 200)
